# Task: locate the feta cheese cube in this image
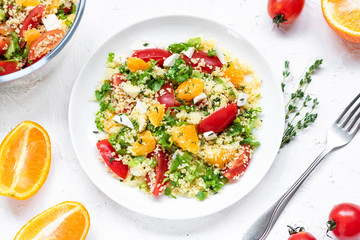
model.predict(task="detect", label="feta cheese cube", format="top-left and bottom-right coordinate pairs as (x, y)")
top-left (42, 14), bottom-right (61, 31)
top-left (134, 100), bottom-right (147, 114)
top-left (163, 54), bottom-right (180, 67)
top-left (204, 131), bottom-right (217, 141)
top-left (113, 115), bottom-right (134, 129)
top-left (182, 47), bottom-right (195, 58)
top-left (193, 92), bottom-right (207, 104)
top-left (237, 93), bottom-right (249, 107)
top-left (113, 54), bottom-right (127, 65)
top-left (121, 82), bottom-right (140, 98)
top-left (215, 46), bottom-right (226, 64)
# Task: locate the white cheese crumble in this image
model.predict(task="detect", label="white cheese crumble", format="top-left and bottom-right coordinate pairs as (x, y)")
top-left (182, 47), bottom-right (195, 58)
top-left (121, 82), bottom-right (141, 98)
top-left (215, 46), bottom-right (226, 64)
top-left (204, 131), bottom-right (217, 141)
top-left (41, 14), bottom-right (61, 31)
top-left (237, 93), bottom-right (249, 107)
top-left (193, 92), bottom-right (207, 104)
top-left (163, 54), bottom-right (180, 67)
top-left (113, 115), bottom-right (134, 129)
top-left (134, 100), bottom-right (147, 114)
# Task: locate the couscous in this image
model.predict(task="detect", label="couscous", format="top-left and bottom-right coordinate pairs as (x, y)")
top-left (94, 37), bottom-right (262, 200)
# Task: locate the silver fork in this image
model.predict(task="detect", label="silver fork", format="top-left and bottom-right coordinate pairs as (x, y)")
top-left (243, 93), bottom-right (360, 240)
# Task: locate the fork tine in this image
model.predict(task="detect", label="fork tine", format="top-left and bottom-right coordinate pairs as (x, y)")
top-left (336, 93), bottom-right (360, 125)
top-left (348, 112), bottom-right (360, 134)
top-left (343, 102), bottom-right (360, 129)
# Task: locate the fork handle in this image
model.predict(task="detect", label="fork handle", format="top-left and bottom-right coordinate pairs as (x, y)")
top-left (243, 146), bottom-right (333, 240)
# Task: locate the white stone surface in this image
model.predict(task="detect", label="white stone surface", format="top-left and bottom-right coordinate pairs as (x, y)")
top-left (1, 0), bottom-right (360, 239)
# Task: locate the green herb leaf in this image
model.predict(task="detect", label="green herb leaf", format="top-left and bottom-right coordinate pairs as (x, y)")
top-left (195, 191), bottom-right (207, 201)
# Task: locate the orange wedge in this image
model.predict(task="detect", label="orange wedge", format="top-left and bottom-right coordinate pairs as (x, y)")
top-left (14, 201), bottom-right (90, 240)
top-left (0, 121), bottom-right (51, 200)
top-left (322, 0), bottom-right (360, 43)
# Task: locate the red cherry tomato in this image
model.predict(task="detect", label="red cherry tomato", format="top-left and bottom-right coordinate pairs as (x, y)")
top-left (287, 226), bottom-right (317, 240)
top-left (145, 145), bottom-right (170, 196)
top-left (157, 83), bottom-right (175, 110)
top-left (111, 73), bottom-right (126, 86)
top-left (268, 0), bottom-right (305, 27)
top-left (132, 48), bottom-right (172, 66)
top-left (0, 37), bottom-right (10, 56)
top-left (222, 144), bottom-right (251, 180)
top-left (96, 139), bottom-right (129, 180)
top-left (328, 203), bottom-right (360, 240)
top-left (197, 103), bottom-right (238, 134)
top-left (28, 29), bottom-right (65, 64)
top-left (19, 4), bottom-right (46, 47)
top-left (183, 50), bottom-right (223, 73)
top-left (0, 61), bottom-right (19, 76)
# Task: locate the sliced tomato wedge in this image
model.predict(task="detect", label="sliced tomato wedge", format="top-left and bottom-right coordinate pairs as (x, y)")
top-left (197, 103), bottom-right (238, 134)
top-left (183, 50), bottom-right (223, 73)
top-left (0, 61), bottom-right (19, 76)
top-left (145, 145), bottom-right (170, 196)
top-left (96, 139), bottom-right (129, 180)
top-left (132, 48), bottom-right (172, 66)
top-left (28, 29), bottom-right (65, 64)
top-left (111, 73), bottom-right (126, 86)
top-left (157, 83), bottom-right (175, 110)
top-left (19, 4), bottom-right (46, 48)
top-left (222, 144), bottom-right (251, 180)
top-left (0, 37), bottom-right (10, 56)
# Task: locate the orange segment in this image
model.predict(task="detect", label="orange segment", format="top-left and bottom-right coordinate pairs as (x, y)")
top-left (175, 78), bottom-right (204, 101)
top-left (172, 125), bottom-right (199, 153)
top-left (224, 59), bottom-right (245, 88)
top-left (14, 201), bottom-right (90, 240)
top-left (205, 147), bottom-right (236, 168)
top-left (322, 0), bottom-right (360, 43)
top-left (16, 0), bottom-right (41, 7)
top-left (0, 121), bottom-right (51, 200)
top-left (132, 130), bottom-right (156, 156)
top-left (147, 102), bottom-right (165, 127)
top-left (127, 57), bottom-right (151, 73)
top-left (24, 29), bottom-right (41, 47)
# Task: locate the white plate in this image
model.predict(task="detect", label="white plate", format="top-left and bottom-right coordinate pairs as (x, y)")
top-left (69, 15), bottom-right (284, 219)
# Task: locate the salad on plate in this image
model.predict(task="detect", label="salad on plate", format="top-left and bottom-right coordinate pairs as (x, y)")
top-left (94, 37), bottom-right (262, 200)
top-left (0, 0), bottom-right (76, 76)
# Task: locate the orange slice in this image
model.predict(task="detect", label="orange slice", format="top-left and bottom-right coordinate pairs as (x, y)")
top-left (172, 125), bottom-right (199, 153)
top-left (14, 201), bottom-right (90, 240)
top-left (322, 0), bottom-right (360, 43)
top-left (175, 78), bottom-right (204, 101)
top-left (0, 121), bottom-right (51, 200)
top-left (132, 130), bottom-right (157, 156)
top-left (127, 57), bottom-right (151, 73)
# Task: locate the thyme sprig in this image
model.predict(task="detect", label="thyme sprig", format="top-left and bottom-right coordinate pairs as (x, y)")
top-left (281, 59), bottom-right (323, 147)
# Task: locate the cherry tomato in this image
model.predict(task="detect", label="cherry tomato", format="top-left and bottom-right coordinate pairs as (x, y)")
top-left (328, 203), bottom-right (360, 240)
top-left (157, 83), bottom-right (175, 110)
top-left (222, 144), bottom-right (251, 180)
top-left (145, 145), bottom-right (170, 196)
top-left (132, 48), bottom-right (172, 66)
top-left (0, 61), bottom-right (19, 76)
top-left (287, 226), bottom-right (317, 240)
top-left (111, 73), bottom-right (126, 86)
top-left (28, 29), bottom-right (65, 64)
top-left (197, 103), bottom-right (238, 134)
top-left (183, 50), bottom-right (223, 73)
top-left (268, 0), bottom-right (305, 27)
top-left (96, 139), bottom-right (129, 180)
top-left (19, 4), bottom-right (46, 48)
top-left (0, 37), bottom-right (10, 56)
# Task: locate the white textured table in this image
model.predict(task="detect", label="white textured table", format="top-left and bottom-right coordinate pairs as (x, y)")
top-left (1, 0), bottom-right (360, 239)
